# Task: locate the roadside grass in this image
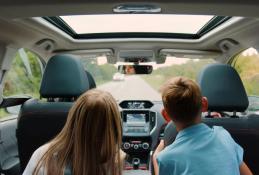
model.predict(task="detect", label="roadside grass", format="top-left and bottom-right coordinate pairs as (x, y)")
top-left (142, 59), bottom-right (214, 91)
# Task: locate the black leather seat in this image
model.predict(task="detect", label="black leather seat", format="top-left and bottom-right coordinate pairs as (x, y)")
top-left (164, 64), bottom-right (259, 174)
top-left (16, 54), bottom-right (90, 171)
top-left (86, 70), bottom-right (96, 89)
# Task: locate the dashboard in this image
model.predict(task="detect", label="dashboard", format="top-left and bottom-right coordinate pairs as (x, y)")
top-left (119, 100), bottom-right (166, 171)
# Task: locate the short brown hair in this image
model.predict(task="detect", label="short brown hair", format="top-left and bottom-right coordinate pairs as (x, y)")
top-left (161, 77), bottom-right (202, 123)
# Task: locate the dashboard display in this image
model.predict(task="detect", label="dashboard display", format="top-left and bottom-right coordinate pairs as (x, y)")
top-left (127, 114), bottom-right (146, 124)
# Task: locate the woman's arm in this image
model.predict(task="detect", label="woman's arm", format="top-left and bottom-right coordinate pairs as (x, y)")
top-left (120, 149), bottom-right (126, 162)
top-left (240, 162), bottom-right (253, 175)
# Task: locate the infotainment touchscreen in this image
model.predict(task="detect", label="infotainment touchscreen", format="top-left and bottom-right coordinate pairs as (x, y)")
top-left (126, 114), bottom-right (146, 124)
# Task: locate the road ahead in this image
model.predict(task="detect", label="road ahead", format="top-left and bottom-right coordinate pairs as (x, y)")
top-left (98, 75), bottom-right (161, 101)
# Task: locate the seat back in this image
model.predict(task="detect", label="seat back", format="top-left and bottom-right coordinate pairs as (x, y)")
top-left (164, 64), bottom-right (259, 174)
top-left (86, 70), bottom-right (96, 89)
top-left (17, 54), bottom-right (90, 171)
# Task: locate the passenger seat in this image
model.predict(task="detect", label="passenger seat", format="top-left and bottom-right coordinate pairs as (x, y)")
top-left (164, 64), bottom-right (259, 174)
top-left (16, 54), bottom-right (90, 171)
top-left (86, 70), bottom-right (96, 89)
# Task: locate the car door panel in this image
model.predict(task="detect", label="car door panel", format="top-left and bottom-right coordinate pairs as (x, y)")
top-left (0, 118), bottom-right (20, 175)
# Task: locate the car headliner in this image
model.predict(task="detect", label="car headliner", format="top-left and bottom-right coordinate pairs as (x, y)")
top-left (0, 0), bottom-right (259, 63)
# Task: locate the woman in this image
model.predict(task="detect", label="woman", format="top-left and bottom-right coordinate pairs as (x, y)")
top-left (23, 89), bottom-right (124, 175)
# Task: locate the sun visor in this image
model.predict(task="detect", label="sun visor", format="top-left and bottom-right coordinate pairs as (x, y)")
top-left (159, 49), bottom-right (220, 60)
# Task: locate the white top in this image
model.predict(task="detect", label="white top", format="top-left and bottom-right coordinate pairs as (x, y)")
top-left (23, 144), bottom-right (127, 175)
top-left (23, 144), bottom-right (50, 175)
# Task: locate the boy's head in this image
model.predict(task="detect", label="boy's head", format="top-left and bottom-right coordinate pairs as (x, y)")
top-left (161, 77), bottom-right (207, 124)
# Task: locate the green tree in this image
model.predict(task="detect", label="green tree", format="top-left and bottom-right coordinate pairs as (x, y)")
top-left (143, 59), bottom-right (214, 91)
top-left (231, 50), bottom-right (259, 96)
top-left (81, 58), bottom-right (117, 85)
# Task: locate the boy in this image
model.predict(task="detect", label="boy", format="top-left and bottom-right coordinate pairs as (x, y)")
top-left (153, 77), bottom-right (252, 175)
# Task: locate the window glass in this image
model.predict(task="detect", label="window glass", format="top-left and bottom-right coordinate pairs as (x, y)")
top-left (231, 47), bottom-right (259, 112)
top-left (61, 15), bottom-right (213, 34)
top-left (142, 58), bottom-right (215, 93)
top-left (81, 56), bottom-right (215, 101)
top-left (81, 56), bottom-right (117, 86)
top-left (0, 49), bottom-right (43, 120)
top-left (231, 48), bottom-right (259, 96)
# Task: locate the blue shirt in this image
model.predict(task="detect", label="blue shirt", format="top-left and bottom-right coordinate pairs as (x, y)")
top-left (157, 123), bottom-right (243, 175)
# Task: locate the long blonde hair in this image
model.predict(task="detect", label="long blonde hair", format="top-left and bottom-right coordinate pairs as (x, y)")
top-left (33, 89), bottom-right (122, 175)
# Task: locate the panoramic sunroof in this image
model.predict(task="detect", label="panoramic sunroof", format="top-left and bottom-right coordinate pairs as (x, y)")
top-left (44, 15), bottom-right (230, 39)
top-left (60, 15), bottom-right (213, 34)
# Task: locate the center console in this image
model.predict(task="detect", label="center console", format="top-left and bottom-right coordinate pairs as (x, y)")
top-left (121, 110), bottom-right (156, 170)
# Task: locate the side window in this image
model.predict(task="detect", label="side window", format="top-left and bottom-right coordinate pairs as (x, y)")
top-left (0, 49), bottom-right (44, 119)
top-left (230, 47), bottom-right (259, 111)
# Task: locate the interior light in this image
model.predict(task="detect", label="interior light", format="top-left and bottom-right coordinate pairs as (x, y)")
top-left (113, 4), bottom-right (161, 14)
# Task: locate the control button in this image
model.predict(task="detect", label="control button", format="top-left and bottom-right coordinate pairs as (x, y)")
top-left (142, 142), bottom-right (149, 150)
top-left (123, 142), bottom-right (130, 149)
top-left (133, 144), bottom-right (139, 150)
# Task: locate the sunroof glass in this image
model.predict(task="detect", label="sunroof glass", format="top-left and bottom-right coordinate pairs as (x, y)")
top-left (60, 14), bottom-right (214, 35)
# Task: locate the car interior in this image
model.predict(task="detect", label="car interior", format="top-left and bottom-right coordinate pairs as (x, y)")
top-left (1, 1), bottom-right (259, 175)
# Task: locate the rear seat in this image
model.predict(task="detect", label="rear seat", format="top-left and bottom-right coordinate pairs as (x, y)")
top-left (164, 64), bottom-right (259, 174)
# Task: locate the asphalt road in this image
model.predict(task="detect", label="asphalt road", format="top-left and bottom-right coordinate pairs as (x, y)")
top-left (98, 75), bottom-right (161, 101)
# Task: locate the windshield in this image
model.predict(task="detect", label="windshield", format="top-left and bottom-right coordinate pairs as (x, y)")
top-left (81, 57), bottom-right (215, 101)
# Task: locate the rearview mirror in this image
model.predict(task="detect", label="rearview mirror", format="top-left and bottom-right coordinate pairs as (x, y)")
top-left (118, 65), bottom-right (153, 74)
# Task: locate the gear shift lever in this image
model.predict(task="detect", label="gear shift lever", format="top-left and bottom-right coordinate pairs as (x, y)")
top-left (132, 158), bottom-right (140, 170)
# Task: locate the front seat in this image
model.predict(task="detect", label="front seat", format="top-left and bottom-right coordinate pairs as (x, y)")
top-left (86, 70), bottom-right (96, 89)
top-left (16, 54), bottom-right (90, 171)
top-left (164, 64), bottom-right (259, 174)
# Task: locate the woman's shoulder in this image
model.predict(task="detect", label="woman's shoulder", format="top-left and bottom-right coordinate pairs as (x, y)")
top-left (29, 143), bottom-right (50, 163)
top-left (34, 144), bottom-right (50, 157)
top-left (23, 143), bottom-right (51, 175)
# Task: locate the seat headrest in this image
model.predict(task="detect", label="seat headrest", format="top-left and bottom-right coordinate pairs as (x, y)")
top-left (85, 71), bottom-right (96, 89)
top-left (197, 64), bottom-right (248, 112)
top-left (40, 54), bottom-right (89, 98)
